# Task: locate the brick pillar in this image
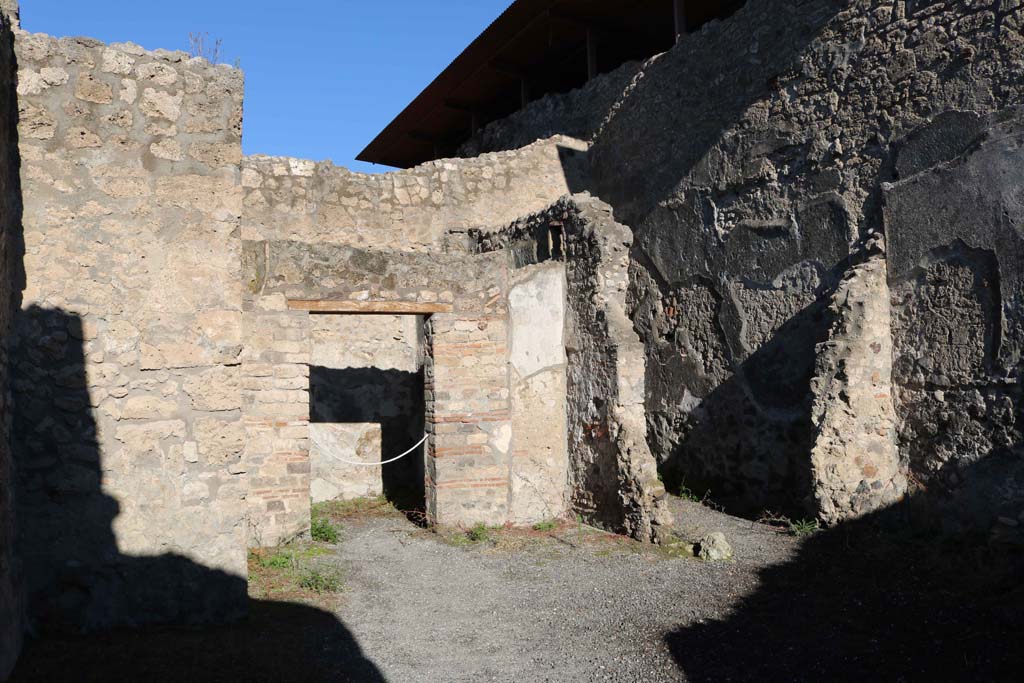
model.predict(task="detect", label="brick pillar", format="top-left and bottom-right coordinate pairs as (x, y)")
top-left (242, 297), bottom-right (312, 547)
top-left (425, 313), bottom-right (512, 527)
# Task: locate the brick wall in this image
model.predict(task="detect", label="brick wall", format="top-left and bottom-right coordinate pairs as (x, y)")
top-left (426, 307), bottom-right (513, 526)
top-left (243, 239), bottom-right (529, 537)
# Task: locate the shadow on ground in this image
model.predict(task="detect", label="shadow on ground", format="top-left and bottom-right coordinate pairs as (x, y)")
top-left (666, 459), bottom-right (1024, 681)
top-left (11, 598), bottom-right (385, 683)
top-left (8, 308), bottom-right (385, 682)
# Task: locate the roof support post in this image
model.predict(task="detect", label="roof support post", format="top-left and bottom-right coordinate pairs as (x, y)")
top-left (586, 28), bottom-right (599, 81)
top-left (674, 0), bottom-right (689, 43)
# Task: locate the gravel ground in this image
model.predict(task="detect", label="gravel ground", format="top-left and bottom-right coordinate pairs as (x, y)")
top-left (11, 497), bottom-right (799, 682)
top-left (14, 495), bottom-right (1022, 681)
top-left (329, 498), bottom-right (797, 683)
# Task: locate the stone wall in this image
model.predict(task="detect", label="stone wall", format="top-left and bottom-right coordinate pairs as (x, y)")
top-left (456, 60), bottom-right (644, 158)
top-left (885, 107), bottom-right (1023, 530)
top-left (1, 3), bottom-right (1020, 668)
top-left (561, 197), bottom-right (671, 542)
top-left (241, 135), bottom-right (588, 252)
top-left (10, 28), bottom-right (247, 629)
top-left (507, 263), bottom-right (568, 523)
top-left (243, 239), bottom-right (550, 538)
top-left (810, 246), bottom-right (906, 524)
top-left (474, 195), bottom-right (671, 542)
top-left (578, 0), bottom-right (1024, 520)
top-left (0, 9), bottom-right (19, 680)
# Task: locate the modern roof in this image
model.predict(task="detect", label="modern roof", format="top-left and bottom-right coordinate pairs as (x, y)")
top-left (357, 0), bottom-right (744, 169)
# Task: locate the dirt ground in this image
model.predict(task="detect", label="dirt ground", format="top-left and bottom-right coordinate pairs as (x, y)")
top-left (11, 496), bottom-right (1023, 682)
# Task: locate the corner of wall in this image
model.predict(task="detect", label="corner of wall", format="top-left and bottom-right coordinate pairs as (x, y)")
top-left (0, 3), bottom-right (21, 679)
top-left (0, 1), bottom-right (18, 30)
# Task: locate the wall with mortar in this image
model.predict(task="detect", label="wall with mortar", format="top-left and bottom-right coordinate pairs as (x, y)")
top-left (424, 290), bottom-right (513, 527)
top-left (308, 314), bottom-right (424, 506)
top-left (244, 238), bottom-right (567, 539)
top-left (810, 246), bottom-right (906, 524)
top-left (456, 60), bottom-right (644, 159)
top-left (474, 195), bottom-right (672, 542)
top-left (507, 262), bottom-right (568, 523)
top-left (566, 0), bottom-right (1024, 521)
top-left (0, 10), bottom-right (19, 680)
top-left (884, 107), bottom-right (1023, 531)
top-left (241, 135), bottom-right (588, 253)
top-left (10, 26), bottom-right (248, 630)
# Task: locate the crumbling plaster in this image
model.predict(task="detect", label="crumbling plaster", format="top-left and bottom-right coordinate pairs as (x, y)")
top-left (574, 0), bottom-right (1024, 520)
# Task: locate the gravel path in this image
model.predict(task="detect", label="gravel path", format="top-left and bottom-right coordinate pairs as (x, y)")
top-left (14, 494), bottom-right (1022, 681)
top-left (328, 498), bottom-right (797, 682)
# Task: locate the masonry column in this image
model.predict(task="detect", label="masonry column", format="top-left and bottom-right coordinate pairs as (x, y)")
top-left (241, 290), bottom-right (313, 547)
top-left (425, 289), bottom-right (513, 526)
top-left (809, 242), bottom-right (907, 524)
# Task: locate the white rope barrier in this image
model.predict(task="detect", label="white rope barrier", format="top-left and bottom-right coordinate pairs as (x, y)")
top-left (326, 432), bottom-right (429, 467)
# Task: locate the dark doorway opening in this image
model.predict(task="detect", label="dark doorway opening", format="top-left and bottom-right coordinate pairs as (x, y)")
top-left (309, 366), bottom-right (426, 513)
top-left (307, 314), bottom-right (427, 516)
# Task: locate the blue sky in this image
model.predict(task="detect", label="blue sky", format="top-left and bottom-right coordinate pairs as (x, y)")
top-left (21, 0), bottom-right (511, 173)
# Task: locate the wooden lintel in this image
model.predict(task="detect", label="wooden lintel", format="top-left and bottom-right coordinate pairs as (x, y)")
top-left (287, 300), bottom-right (454, 315)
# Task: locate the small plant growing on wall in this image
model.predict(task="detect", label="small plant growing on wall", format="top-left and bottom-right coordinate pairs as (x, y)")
top-left (187, 31), bottom-right (240, 68)
top-left (187, 32), bottom-right (221, 62)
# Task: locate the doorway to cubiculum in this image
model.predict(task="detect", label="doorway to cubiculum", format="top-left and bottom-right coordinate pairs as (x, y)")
top-left (304, 310), bottom-right (429, 516)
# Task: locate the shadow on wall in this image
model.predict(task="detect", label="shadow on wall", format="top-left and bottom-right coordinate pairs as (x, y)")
top-left (654, 285), bottom-right (840, 519)
top-left (310, 366), bottom-right (426, 514)
top-left (665, 453), bottom-right (1024, 681)
top-left (0, 16), bottom-right (22, 680)
top-left (550, 0), bottom-right (856, 520)
top-left (9, 308), bottom-right (384, 681)
top-left (586, 0), bottom-right (847, 227)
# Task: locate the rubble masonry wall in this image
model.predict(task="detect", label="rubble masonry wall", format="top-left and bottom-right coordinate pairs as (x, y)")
top-left (10, 26), bottom-right (248, 629)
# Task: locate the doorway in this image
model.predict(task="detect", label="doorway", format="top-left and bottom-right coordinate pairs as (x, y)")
top-left (307, 313), bottom-right (427, 514)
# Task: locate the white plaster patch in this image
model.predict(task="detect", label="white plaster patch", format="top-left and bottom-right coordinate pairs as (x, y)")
top-left (491, 423), bottom-right (513, 455)
top-left (309, 423), bottom-right (384, 502)
top-left (509, 265), bottom-right (566, 378)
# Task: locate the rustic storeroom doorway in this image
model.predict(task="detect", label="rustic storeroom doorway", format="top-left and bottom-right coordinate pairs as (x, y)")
top-left (307, 312), bottom-right (428, 515)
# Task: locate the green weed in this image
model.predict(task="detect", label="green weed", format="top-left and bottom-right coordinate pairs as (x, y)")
top-left (298, 567), bottom-right (344, 594)
top-left (260, 552), bottom-right (293, 569)
top-left (311, 517), bottom-right (340, 543)
top-left (789, 518), bottom-right (820, 536)
top-left (467, 523), bottom-right (491, 543)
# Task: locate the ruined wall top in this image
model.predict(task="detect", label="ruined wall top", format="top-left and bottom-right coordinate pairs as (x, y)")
top-left (456, 59), bottom-right (644, 158)
top-left (0, 0), bottom-right (17, 29)
top-left (241, 135), bottom-right (589, 252)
